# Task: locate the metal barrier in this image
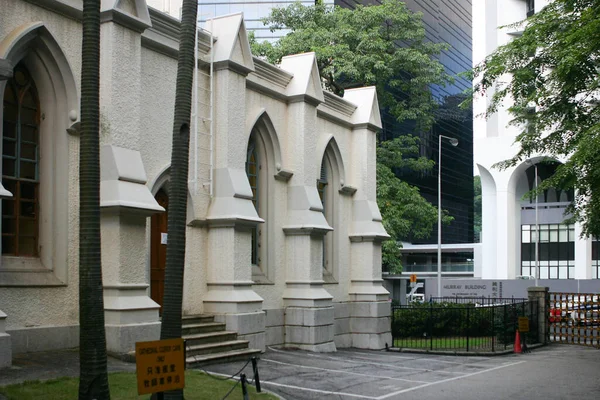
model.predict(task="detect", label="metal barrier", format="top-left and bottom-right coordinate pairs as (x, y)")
top-left (548, 292), bottom-right (600, 347)
top-left (429, 296), bottom-right (529, 306)
top-left (392, 300), bottom-right (539, 352)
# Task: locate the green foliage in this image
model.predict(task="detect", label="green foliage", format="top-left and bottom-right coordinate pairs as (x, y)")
top-left (474, 176), bottom-right (481, 241)
top-left (252, 0), bottom-right (449, 128)
top-left (472, 0), bottom-right (600, 236)
top-left (393, 303), bottom-right (492, 339)
top-left (251, 1), bottom-right (454, 272)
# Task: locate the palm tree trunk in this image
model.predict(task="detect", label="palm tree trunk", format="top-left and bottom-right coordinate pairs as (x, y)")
top-left (78, 0), bottom-right (110, 399)
top-left (160, 0), bottom-right (198, 398)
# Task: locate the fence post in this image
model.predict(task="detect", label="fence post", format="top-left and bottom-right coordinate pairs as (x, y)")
top-left (528, 286), bottom-right (549, 345)
top-left (466, 306), bottom-right (470, 352)
top-left (429, 303), bottom-right (433, 351)
top-left (491, 305), bottom-right (495, 352)
top-left (503, 304), bottom-right (507, 350)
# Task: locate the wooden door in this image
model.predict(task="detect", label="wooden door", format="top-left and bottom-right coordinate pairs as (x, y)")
top-left (151, 189), bottom-right (168, 314)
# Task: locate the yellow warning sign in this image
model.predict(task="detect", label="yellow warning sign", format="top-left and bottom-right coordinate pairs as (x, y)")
top-left (136, 338), bottom-right (185, 395)
top-left (410, 274), bottom-right (417, 283)
top-left (518, 317), bottom-right (530, 333)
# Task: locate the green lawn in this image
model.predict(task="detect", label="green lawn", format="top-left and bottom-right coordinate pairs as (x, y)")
top-left (394, 337), bottom-right (498, 350)
top-left (0, 371), bottom-right (277, 400)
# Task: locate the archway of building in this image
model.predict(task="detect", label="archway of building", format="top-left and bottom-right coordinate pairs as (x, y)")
top-left (317, 136), bottom-right (346, 281)
top-left (510, 158), bottom-right (575, 279)
top-left (245, 110), bottom-right (283, 283)
top-left (476, 163), bottom-right (498, 278)
top-left (147, 167), bottom-right (194, 313)
top-left (0, 23), bottom-right (77, 284)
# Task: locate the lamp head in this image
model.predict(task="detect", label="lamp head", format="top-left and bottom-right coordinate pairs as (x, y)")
top-left (449, 138), bottom-right (459, 147)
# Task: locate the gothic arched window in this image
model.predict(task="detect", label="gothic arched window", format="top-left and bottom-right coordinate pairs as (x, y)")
top-left (318, 152), bottom-right (335, 278)
top-left (2, 64), bottom-right (40, 256)
top-left (246, 134), bottom-right (260, 266)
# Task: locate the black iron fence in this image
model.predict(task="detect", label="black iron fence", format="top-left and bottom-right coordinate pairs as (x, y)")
top-left (392, 299), bottom-right (539, 352)
top-left (429, 296), bottom-right (529, 306)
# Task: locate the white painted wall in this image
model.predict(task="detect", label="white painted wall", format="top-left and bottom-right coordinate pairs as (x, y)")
top-left (474, 0), bottom-right (593, 280)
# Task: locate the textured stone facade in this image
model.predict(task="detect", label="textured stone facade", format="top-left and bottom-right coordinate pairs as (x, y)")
top-left (0, 0), bottom-right (391, 366)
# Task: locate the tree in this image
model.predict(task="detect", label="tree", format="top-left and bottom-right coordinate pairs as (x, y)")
top-left (472, 0), bottom-right (600, 236)
top-left (253, 0), bottom-right (448, 126)
top-left (159, 0), bottom-right (198, 398)
top-left (78, 0), bottom-right (110, 398)
top-left (251, 0), bottom-right (453, 271)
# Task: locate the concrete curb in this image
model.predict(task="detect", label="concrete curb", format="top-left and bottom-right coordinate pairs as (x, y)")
top-left (389, 342), bottom-right (546, 356)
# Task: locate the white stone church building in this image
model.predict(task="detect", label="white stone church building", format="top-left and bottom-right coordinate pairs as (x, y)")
top-left (0, 0), bottom-right (391, 367)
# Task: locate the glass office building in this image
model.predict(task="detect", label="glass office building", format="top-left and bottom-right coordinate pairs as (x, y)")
top-left (198, 1), bottom-right (334, 41)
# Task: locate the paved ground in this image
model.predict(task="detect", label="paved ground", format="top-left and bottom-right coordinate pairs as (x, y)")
top-left (1, 345), bottom-right (599, 399)
top-left (0, 348), bottom-right (135, 386)
top-left (203, 345), bottom-right (600, 400)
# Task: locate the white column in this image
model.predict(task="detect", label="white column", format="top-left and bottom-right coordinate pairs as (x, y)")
top-left (100, 146), bottom-right (163, 355)
top-left (204, 67), bottom-right (265, 351)
top-left (574, 222), bottom-right (591, 279)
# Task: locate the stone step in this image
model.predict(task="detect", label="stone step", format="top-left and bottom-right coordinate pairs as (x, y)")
top-left (186, 348), bottom-right (262, 367)
top-left (183, 331), bottom-right (239, 347)
top-left (182, 322), bottom-right (226, 335)
top-left (182, 315), bottom-right (215, 325)
top-left (186, 340), bottom-right (250, 357)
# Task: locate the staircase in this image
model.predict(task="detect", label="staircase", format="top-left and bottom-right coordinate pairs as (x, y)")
top-left (183, 315), bottom-right (261, 367)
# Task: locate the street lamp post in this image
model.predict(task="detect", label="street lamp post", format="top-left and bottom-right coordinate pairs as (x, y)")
top-left (526, 160), bottom-right (540, 286)
top-left (437, 135), bottom-right (459, 298)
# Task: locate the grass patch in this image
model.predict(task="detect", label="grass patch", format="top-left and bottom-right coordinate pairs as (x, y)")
top-left (0, 371), bottom-right (277, 400)
top-left (394, 337), bottom-right (497, 350)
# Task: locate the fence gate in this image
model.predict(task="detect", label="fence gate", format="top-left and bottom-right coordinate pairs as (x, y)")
top-left (548, 292), bottom-right (600, 347)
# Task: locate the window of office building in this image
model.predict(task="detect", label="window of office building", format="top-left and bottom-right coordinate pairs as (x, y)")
top-left (526, 0), bottom-right (535, 17)
top-left (592, 238), bottom-right (600, 279)
top-left (521, 224), bottom-right (575, 279)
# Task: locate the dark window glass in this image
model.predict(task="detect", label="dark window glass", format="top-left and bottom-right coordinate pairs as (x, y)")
top-left (2, 63), bottom-right (40, 256)
top-left (245, 134), bottom-right (259, 266)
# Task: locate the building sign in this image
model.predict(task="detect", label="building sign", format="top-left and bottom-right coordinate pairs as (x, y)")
top-left (136, 338), bottom-right (185, 395)
top-left (440, 281), bottom-right (503, 298)
top-left (518, 317), bottom-right (530, 333)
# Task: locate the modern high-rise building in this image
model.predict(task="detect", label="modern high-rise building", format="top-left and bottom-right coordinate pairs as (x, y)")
top-left (370, 0), bottom-right (474, 246)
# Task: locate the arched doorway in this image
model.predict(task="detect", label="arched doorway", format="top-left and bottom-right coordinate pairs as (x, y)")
top-left (150, 189), bottom-right (168, 313)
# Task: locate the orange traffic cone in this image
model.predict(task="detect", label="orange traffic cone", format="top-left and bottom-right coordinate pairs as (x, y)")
top-left (514, 330), bottom-right (522, 354)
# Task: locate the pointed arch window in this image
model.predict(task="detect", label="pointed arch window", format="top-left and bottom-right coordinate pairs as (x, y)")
top-left (317, 159), bottom-right (329, 270)
top-left (2, 64), bottom-right (40, 257)
top-left (318, 152), bottom-right (335, 279)
top-left (245, 122), bottom-right (277, 283)
top-left (246, 134), bottom-right (260, 266)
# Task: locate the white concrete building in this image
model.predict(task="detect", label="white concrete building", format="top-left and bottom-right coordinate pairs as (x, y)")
top-left (473, 0), bottom-right (598, 281)
top-left (0, 0), bottom-right (391, 367)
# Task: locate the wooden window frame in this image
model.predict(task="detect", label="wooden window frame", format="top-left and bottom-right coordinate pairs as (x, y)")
top-left (2, 64), bottom-right (40, 257)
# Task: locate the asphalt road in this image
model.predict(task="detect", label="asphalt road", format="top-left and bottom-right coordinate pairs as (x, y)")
top-left (203, 344), bottom-right (600, 400)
